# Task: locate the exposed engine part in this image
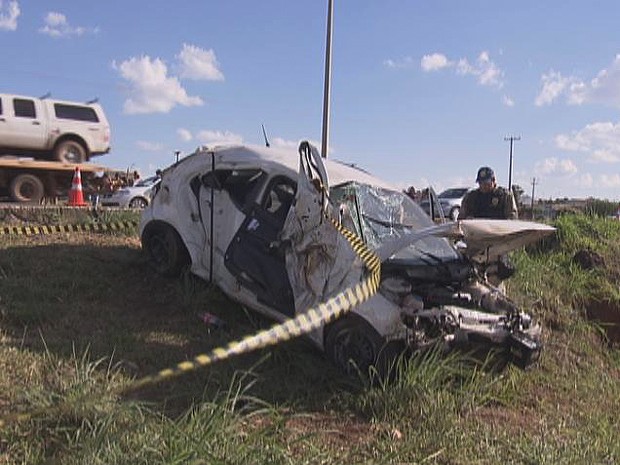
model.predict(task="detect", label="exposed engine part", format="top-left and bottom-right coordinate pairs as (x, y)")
top-left (402, 305), bottom-right (460, 350)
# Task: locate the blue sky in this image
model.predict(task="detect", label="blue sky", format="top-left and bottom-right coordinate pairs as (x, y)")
top-left (2, 1), bottom-right (620, 201)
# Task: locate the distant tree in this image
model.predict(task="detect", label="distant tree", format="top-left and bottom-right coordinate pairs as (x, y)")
top-left (586, 199), bottom-right (617, 217)
top-left (511, 184), bottom-right (524, 205)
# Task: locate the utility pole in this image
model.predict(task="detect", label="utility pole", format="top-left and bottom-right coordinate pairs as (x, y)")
top-left (530, 177), bottom-right (537, 219)
top-left (320, 0), bottom-right (334, 158)
top-left (174, 150), bottom-right (181, 163)
top-left (504, 135), bottom-right (521, 191)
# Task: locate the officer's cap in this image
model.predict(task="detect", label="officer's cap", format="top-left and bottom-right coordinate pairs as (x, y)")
top-left (476, 166), bottom-right (495, 183)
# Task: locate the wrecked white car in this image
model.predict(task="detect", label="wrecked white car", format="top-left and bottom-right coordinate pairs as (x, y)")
top-left (139, 142), bottom-right (555, 375)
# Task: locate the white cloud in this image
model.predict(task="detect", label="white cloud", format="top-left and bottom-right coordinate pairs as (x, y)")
top-left (0, 0), bottom-right (19, 31)
top-left (535, 70), bottom-right (575, 106)
top-left (419, 50), bottom-right (504, 89)
top-left (176, 43), bottom-right (224, 81)
top-left (600, 173), bottom-right (620, 188)
top-left (555, 121), bottom-right (620, 163)
top-left (39, 11), bottom-right (98, 37)
top-left (535, 157), bottom-right (578, 175)
top-left (271, 138), bottom-right (326, 154)
top-left (114, 55), bottom-right (203, 114)
top-left (384, 56), bottom-right (416, 69)
top-left (196, 130), bottom-right (243, 145)
top-left (271, 137), bottom-right (298, 148)
top-left (456, 51), bottom-right (504, 88)
top-left (536, 55), bottom-right (620, 108)
top-left (177, 128), bottom-right (193, 142)
top-left (136, 140), bottom-right (164, 152)
top-left (420, 53), bottom-right (451, 71)
top-left (578, 173), bottom-right (593, 188)
top-left (502, 95), bottom-right (515, 107)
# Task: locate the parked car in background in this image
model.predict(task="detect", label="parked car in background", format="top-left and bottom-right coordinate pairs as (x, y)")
top-left (420, 187), bottom-right (472, 221)
top-left (139, 142), bottom-right (554, 375)
top-left (101, 175), bottom-right (160, 208)
top-left (0, 93), bottom-right (111, 163)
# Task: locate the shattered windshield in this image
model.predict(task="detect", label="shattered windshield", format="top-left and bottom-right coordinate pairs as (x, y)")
top-left (331, 183), bottom-right (459, 262)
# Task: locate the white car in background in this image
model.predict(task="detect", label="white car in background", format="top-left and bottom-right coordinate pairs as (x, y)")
top-left (101, 175), bottom-right (160, 208)
top-left (139, 142), bottom-right (554, 375)
top-left (419, 187), bottom-right (473, 221)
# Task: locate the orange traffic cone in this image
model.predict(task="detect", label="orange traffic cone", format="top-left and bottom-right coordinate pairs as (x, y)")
top-left (68, 167), bottom-right (88, 207)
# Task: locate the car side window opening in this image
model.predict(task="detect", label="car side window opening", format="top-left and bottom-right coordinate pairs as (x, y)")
top-left (0, 98), bottom-right (3, 115)
top-left (13, 99), bottom-right (36, 118)
top-left (262, 177), bottom-right (296, 223)
top-left (201, 168), bottom-right (265, 211)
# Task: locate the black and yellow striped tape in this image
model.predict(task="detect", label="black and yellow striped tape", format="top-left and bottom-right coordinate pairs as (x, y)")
top-left (0, 216), bottom-right (381, 427)
top-left (0, 220), bottom-right (138, 236)
top-left (129, 216), bottom-right (381, 390)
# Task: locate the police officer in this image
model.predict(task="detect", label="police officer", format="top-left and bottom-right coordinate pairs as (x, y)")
top-left (460, 166), bottom-right (518, 220)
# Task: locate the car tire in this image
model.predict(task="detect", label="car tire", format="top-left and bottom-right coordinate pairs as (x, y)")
top-left (9, 174), bottom-right (45, 204)
top-left (142, 224), bottom-right (190, 277)
top-left (325, 315), bottom-right (388, 377)
top-left (449, 207), bottom-right (460, 221)
top-left (54, 140), bottom-right (87, 164)
top-left (129, 197), bottom-right (148, 209)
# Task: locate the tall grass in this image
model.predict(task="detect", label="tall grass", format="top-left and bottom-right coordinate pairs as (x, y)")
top-left (2, 210), bottom-right (620, 464)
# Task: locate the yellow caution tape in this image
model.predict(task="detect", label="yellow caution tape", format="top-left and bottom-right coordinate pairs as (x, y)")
top-left (128, 216), bottom-right (381, 390)
top-left (0, 220), bottom-right (138, 236)
top-left (0, 216), bottom-right (381, 427)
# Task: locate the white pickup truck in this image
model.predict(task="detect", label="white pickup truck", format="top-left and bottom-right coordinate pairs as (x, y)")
top-left (0, 93), bottom-right (111, 164)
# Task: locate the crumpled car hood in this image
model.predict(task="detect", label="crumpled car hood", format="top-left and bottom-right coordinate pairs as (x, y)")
top-left (375, 219), bottom-right (555, 265)
top-left (457, 219), bottom-right (556, 263)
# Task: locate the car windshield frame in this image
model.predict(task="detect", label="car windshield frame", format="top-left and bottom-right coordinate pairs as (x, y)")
top-left (330, 182), bottom-right (460, 263)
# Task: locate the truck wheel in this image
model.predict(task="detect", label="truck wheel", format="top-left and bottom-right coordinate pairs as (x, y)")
top-left (10, 174), bottom-right (45, 204)
top-left (54, 140), bottom-right (87, 164)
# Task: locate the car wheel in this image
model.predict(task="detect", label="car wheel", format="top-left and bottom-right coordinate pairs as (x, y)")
top-left (9, 174), bottom-right (45, 203)
top-left (129, 197), bottom-right (148, 209)
top-left (450, 207), bottom-right (460, 221)
top-left (325, 316), bottom-right (385, 377)
top-left (142, 224), bottom-right (190, 277)
top-left (54, 140), bottom-right (87, 164)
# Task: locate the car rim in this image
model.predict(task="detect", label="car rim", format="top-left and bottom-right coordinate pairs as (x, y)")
top-left (149, 233), bottom-right (171, 268)
top-left (63, 147), bottom-right (80, 163)
top-left (130, 198), bottom-right (147, 208)
top-left (333, 329), bottom-right (376, 375)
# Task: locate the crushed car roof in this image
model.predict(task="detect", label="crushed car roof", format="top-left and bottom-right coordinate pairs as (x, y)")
top-left (180, 144), bottom-right (399, 191)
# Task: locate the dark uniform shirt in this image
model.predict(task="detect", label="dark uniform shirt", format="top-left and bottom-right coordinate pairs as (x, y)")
top-left (460, 186), bottom-right (518, 219)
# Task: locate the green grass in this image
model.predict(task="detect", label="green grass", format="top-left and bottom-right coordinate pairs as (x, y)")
top-left (0, 210), bottom-right (619, 464)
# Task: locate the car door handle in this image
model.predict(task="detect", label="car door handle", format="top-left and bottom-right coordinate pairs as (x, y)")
top-left (0, 117), bottom-right (5, 122)
top-left (32, 121), bottom-right (41, 125)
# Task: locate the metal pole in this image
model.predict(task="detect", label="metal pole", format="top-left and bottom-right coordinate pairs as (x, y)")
top-left (320, 0), bottom-right (334, 159)
top-left (508, 139), bottom-right (513, 190)
top-left (531, 177), bottom-right (537, 219)
top-left (504, 135), bottom-right (520, 191)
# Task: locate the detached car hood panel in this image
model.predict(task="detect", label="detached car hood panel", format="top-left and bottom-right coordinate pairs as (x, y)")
top-left (457, 219), bottom-right (555, 263)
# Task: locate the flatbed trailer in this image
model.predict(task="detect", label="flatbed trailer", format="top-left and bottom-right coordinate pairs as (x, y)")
top-left (0, 157), bottom-right (113, 204)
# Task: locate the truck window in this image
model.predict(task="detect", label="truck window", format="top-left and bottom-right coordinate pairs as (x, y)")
top-left (54, 103), bottom-right (99, 122)
top-left (13, 99), bottom-right (36, 118)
